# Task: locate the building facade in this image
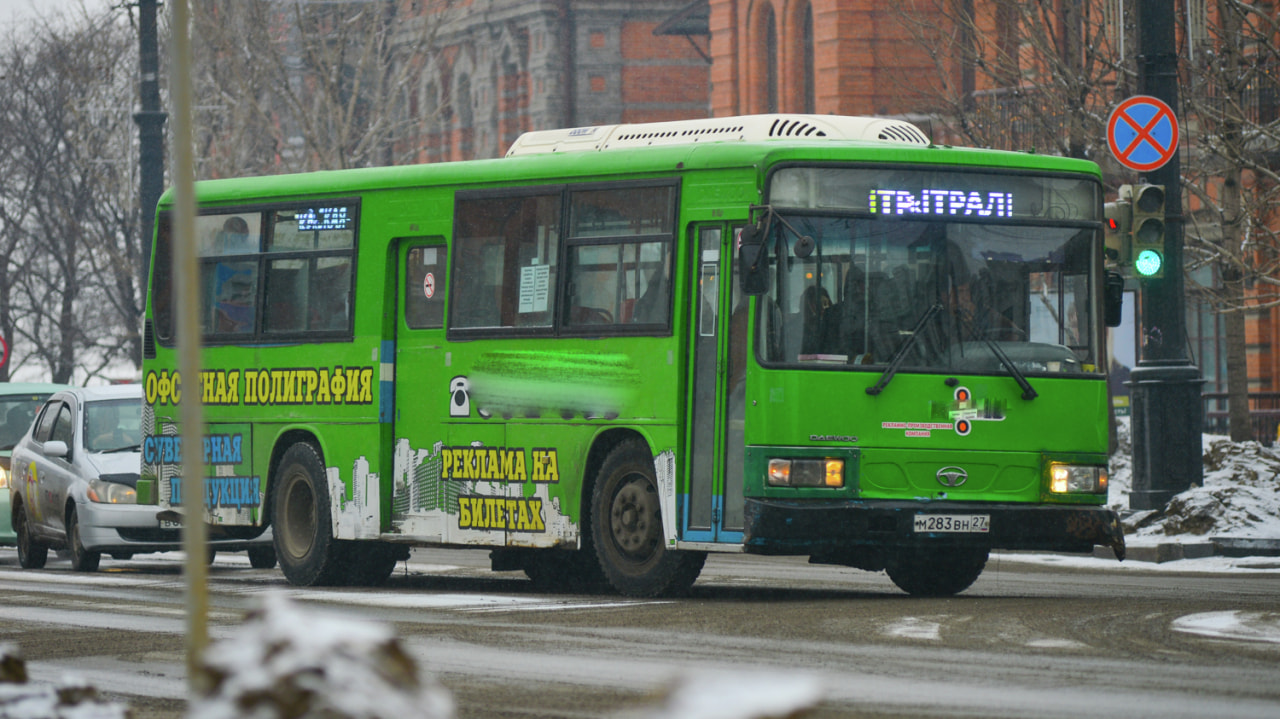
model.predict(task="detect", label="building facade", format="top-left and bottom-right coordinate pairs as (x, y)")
top-left (410, 0), bottom-right (710, 162)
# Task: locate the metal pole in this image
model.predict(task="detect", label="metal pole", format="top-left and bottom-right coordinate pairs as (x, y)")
top-left (167, 0), bottom-right (210, 692)
top-left (1129, 0), bottom-right (1203, 509)
top-left (134, 0), bottom-right (166, 311)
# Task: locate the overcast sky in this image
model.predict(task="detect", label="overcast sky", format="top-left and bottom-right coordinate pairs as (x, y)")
top-left (0, 0), bottom-right (110, 29)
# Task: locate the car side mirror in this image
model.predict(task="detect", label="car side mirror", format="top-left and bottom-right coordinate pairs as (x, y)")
top-left (1104, 271), bottom-right (1124, 328)
top-left (43, 440), bottom-right (69, 459)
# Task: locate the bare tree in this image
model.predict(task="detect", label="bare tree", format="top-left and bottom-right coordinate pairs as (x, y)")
top-left (190, 0), bottom-right (457, 178)
top-left (888, 0), bottom-right (1131, 163)
top-left (1181, 0), bottom-right (1280, 441)
top-left (0, 10), bottom-right (142, 383)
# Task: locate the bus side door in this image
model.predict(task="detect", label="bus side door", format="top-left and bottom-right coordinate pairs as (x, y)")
top-left (685, 224), bottom-right (746, 543)
top-left (389, 240), bottom-right (453, 541)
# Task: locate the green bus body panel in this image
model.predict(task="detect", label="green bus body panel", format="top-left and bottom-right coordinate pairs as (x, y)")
top-left (143, 136), bottom-right (1111, 557)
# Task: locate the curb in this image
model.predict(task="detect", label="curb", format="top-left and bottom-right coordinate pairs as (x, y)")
top-left (1092, 537), bottom-right (1280, 563)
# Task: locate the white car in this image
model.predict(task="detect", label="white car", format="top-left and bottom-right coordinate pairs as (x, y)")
top-left (9, 384), bottom-right (274, 571)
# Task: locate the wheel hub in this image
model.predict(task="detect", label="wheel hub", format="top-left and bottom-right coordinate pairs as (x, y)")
top-left (610, 477), bottom-right (657, 558)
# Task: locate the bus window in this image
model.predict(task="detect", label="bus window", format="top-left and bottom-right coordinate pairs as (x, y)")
top-left (564, 240), bottom-right (671, 328)
top-left (405, 245), bottom-right (445, 330)
top-left (563, 184), bottom-right (676, 331)
top-left (451, 192), bottom-right (560, 332)
top-left (204, 260), bottom-right (258, 334)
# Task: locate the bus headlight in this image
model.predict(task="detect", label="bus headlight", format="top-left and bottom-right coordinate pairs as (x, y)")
top-left (768, 458), bottom-right (844, 488)
top-left (1049, 464), bottom-right (1107, 494)
top-left (88, 479), bottom-right (137, 504)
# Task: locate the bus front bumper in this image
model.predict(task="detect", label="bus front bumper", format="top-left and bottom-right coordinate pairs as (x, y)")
top-left (741, 498), bottom-right (1125, 561)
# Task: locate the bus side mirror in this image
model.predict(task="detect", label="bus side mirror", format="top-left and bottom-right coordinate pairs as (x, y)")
top-left (739, 224), bottom-right (769, 296)
top-left (1104, 271), bottom-right (1124, 327)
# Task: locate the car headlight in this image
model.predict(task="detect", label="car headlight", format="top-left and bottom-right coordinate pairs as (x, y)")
top-left (1049, 463), bottom-right (1107, 494)
top-left (88, 478), bottom-right (137, 504)
top-left (767, 458), bottom-right (844, 488)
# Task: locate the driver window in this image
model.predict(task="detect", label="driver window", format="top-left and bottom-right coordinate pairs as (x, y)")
top-left (32, 402), bottom-right (61, 443)
top-left (50, 404), bottom-right (74, 447)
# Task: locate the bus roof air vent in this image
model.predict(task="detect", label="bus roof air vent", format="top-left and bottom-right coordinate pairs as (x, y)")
top-left (504, 114), bottom-right (930, 156)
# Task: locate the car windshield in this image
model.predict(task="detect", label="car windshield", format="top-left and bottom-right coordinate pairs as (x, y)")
top-left (0, 395), bottom-right (50, 451)
top-left (755, 214), bottom-right (1102, 376)
top-left (83, 398), bottom-right (142, 453)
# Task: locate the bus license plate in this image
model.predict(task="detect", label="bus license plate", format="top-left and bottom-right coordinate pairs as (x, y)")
top-left (913, 514), bottom-right (990, 533)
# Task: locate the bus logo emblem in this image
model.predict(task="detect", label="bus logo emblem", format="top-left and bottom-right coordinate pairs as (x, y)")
top-left (936, 467), bottom-right (968, 487)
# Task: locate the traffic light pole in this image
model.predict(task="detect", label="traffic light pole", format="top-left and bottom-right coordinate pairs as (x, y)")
top-left (1129, 0), bottom-right (1203, 509)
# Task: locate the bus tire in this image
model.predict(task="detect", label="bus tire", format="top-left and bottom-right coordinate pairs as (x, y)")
top-left (885, 546), bottom-right (988, 597)
top-left (345, 543), bottom-right (403, 586)
top-left (272, 442), bottom-right (345, 586)
top-left (248, 545), bottom-right (277, 569)
top-left (591, 440), bottom-right (705, 598)
top-left (524, 549), bottom-right (607, 592)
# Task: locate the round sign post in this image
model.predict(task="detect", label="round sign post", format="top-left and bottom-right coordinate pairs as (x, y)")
top-left (1107, 95), bottom-right (1179, 172)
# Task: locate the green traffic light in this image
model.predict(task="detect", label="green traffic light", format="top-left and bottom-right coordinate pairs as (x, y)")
top-left (1134, 248), bottom-right (1164, 277)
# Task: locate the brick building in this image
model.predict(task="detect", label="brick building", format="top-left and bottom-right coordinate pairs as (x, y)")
top-left (701, 0), bottom-right (941, 118)
top-left (411, 0), bottom-right (710, 162)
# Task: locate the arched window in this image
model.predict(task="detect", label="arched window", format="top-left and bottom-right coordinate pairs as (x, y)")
top-left (765, 4), bottom-right (778, 113)
top-left (757, 2), bottom-right (778, 114)
top-left (802, 3), bottom-right (815, 113)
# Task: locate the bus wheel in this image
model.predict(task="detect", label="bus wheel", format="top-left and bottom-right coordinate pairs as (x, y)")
top-left (524, 549), bottom-right (607, 592)
top-left (273, 442), bottom-right (344, 586)
top-left (345, 543), bottom-right (404, 586)
top-left (247, 545), bottom-right (277, 569)
top-left (591, 440), bottom-right (705, 598)
top-left (885, 546), bottom-right (989, 597)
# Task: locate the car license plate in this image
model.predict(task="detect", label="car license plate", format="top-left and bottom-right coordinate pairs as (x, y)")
top-left (161, 520), bottom-right (182, 529)
top-left (913, 514), bottom-right (990, 533)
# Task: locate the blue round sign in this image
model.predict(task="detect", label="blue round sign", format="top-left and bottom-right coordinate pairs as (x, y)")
top-left (1107, 96), bottom-right (1179, 172)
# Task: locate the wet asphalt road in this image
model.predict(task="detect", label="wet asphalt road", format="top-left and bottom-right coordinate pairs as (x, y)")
top-left (0, 547), bottom-right (1277, 718)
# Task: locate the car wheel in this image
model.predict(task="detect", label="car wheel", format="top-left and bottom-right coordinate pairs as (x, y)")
top-left (67, 508), bottom-right (101, 572)
top-left (591, 439), bottom-right (705, 598)
top-left (247, 545), bottom-right (277, 569)
top-left (272, 442), bottom-right (344, 586)
top-left (15, 504), bottom-right (48, 570)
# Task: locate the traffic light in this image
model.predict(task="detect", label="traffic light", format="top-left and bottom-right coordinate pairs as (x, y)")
top-left (1104, 196), bottom-right (1132, 268)
top-left (1130, 184), bottom-right (1166, 278)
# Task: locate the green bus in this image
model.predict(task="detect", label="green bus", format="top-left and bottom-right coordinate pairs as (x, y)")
top-left (141, 113), bottom-right (1126, 597)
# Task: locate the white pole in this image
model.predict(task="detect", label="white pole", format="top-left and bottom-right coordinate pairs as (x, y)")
top-left (167, 0), bottom-right (209, 693)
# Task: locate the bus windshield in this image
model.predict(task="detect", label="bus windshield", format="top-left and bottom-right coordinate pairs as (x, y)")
top-left (756, 213), bottom-right (1101, 376)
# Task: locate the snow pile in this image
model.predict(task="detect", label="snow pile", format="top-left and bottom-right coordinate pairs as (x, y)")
top-left (0, 643), bottom-right (130, 719)
top-left (1109, 417), bottom-right (1280, 541)
top-left (189, 594), bottom-right (454, 719)
top-left (622, 671), bottom-right (824, 719)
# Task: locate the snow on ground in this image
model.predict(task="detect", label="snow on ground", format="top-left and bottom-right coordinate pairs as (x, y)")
top-left (1107, 416), bottom-right (1280, 544)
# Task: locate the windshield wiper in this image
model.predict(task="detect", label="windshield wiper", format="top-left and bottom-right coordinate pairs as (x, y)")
top-left (961, 309), bottom-right (1038, 401)
top-left (866, 304), bottom-right (942, 396)
top-left (101, 444), bottom-right (141, 454)
top-left (980, 336), bottom-right (1038, 400)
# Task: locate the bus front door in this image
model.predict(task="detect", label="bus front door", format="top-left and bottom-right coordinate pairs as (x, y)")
top-left (685, 225), bottom-right (745, 543)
